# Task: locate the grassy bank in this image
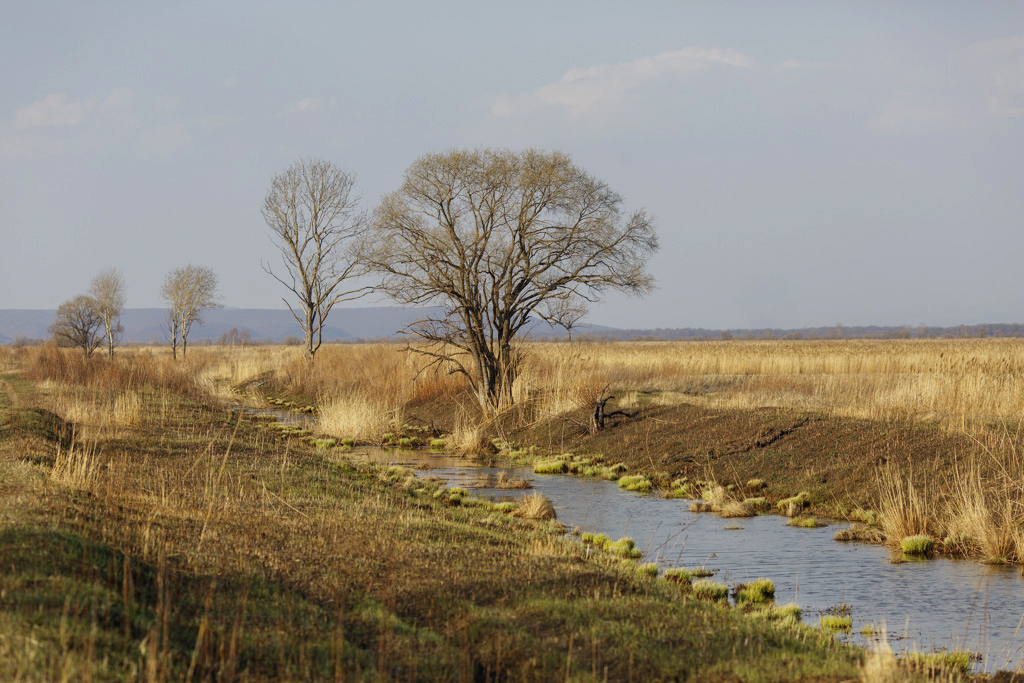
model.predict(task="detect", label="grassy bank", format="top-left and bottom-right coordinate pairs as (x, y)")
top-left (0, 347), bottom-right (890, 681)
top-left (12, 339), bottom-right (1024, 567)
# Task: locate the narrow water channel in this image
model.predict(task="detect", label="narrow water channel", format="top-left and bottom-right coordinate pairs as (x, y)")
top-left (355, 449), bottom-right (1024, 674)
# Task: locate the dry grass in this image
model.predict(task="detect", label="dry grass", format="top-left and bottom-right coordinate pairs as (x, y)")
top-left (877, 448), bottom-right (1024, 563)
top-left (513, 491), bottom-right (556, 520)
top-left (877, 463), bottom-right (932, 541)
top-left (519, 339), bottom-right (1024, 433)
top-left (12, 340), bottom-right (1024, 566)
top-left (317, 390), bottom-right (396, 441)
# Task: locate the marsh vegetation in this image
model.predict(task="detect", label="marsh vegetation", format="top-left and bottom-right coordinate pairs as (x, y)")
top-left (2, 338), bottom-right (1022, 679)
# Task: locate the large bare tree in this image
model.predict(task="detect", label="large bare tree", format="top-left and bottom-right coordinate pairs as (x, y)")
top-left (50, 295), bottom-right (104, 357)
top-left (262, 158), bottom-right (370, 361)
top-left (89, 268), bottom-right (126, 358)
top-left (363, 148), bottom-right (658, 412)
top-left (161, 265), bottom-right (221, 360)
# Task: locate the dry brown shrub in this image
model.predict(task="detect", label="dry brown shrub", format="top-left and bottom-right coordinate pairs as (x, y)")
top-left (513, 492), bottom-right (556, 521)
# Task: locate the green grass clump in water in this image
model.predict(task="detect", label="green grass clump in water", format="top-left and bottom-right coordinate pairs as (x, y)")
top-left (746, 478), bottom-right (766, 490)
top-left (429, 438), bottom-right (446, 449)
top-left (491, 502), bottom-right (517, 513)
top-left (692, 580), bottom-right (729, 601)
top-left (734, 578), bottom-right (775, 604)
top-left (533, 459), bottom-right (568, 475)
top-left (905, 650), bottom-right (976, 675)
top-left (339, 437), bottom-right (356, 447)
top-left (787, 516), bottom-right (826, 528)
top-left (617, 475), bottom-right (653, 493)
top-left (636, 562), bottom-right (659, 578)
top-left (901, 534), bottom-right (934, 556)
top-left (606, 537), bottom-right (642, 559)
top-left (314, 438), bottom-right (336, 449)
top-left (819, 615), bottom-right (852, 631)
top-left (743, 497), bottom-right (768, 511)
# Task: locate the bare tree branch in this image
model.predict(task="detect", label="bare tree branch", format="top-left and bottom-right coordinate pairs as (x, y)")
top-left (89, 268), bottom-right (125, 359)
top-left (50, 295), bottom-right (104, 357)
top-left (161, 265), bottom-right (221, 360)
top-left (362, 148), bottom-right (658, 412)
top-left (262, 157), bottom-right (371, 361)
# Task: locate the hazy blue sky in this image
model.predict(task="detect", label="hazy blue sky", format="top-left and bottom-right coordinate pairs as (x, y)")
top-left (2, 2), bottom-right (1022, 329)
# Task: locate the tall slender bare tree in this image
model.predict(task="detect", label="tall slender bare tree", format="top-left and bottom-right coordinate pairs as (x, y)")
top-left (262, 158), bottom-right (370, 361)
top-left (89, 268), bottom-right (126, 358)
top-left (161, 265), bottom-right (221, 359)
top-left (363, 148), bottom-right (658, 412)
top-left (50, 295), bottom-right (104, 357)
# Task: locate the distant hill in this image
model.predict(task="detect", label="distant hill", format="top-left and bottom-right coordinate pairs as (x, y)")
top-left (0, 307), bottom-right (613, 345)
top-left (2, 308), bottom-right (1021, 345)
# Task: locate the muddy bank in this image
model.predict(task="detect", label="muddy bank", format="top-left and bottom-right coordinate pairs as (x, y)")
top-left (406, 394), bottom-right (992, 517)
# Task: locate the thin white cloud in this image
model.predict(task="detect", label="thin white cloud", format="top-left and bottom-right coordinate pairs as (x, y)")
top-left (960, 34), bottom-right (1024, 116)
top-left (493, 47), bottom-right (754, 121)
top-left (224, 76), bottom-right (240, 89)
top-left (13, 94), bottom-right (96, 129)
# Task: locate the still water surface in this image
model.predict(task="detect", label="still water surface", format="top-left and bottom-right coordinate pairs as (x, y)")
top-left (356, 449), bottom-right (1024, 673)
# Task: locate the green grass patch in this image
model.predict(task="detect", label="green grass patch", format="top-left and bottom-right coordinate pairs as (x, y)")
top-left (901, 535), bottom-right (934, 556)
top-left (743, 496), bottom-right (769, 511)
top-left (734, 578), bottom-right (775, 605)
top-left (636, 562), bottom-right (659, 578)
top-left (819, 615), bottom-right (852, 631)
top-left (904, 650), bottom-right (976, 674)
top-left (533, 459), bottom-right (568, 474)
top-left (691, 580), bottom-right (729, 601)
top-left (605, 537), bottom-right (642, 559)
top-left (787, 516), bottom-right (826, 528)
top-left (617, 474), bottom-right (653, 493)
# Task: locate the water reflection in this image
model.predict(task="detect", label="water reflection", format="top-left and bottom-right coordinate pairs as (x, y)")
top-left (348, 449), bottom-right (1024, 672)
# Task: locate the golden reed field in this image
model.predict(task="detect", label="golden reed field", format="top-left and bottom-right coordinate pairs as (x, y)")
top-left (5, 337), bottom-right (1024, 566)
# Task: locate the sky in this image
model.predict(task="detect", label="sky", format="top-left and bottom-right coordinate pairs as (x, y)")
top-left (1, 1), bottom-right (1022, 330)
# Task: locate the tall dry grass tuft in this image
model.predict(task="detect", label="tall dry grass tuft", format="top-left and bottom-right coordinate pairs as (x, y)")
top-left (50, 439), bottom-right (99, 488)
top-left (513, 492), bottom-right (556, 521)
top-left (317, 391), bottom-right (397, 442)
top-left (876, 463), bottom-right (932, 542)
top-left (941, 437), bottom-right (1024, 563)
top-left (450, 412), bottom-right (491, 454)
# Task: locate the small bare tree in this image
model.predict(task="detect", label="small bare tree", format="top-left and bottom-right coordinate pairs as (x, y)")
top-left (89, 268), bottom-right (126, 358)
top-left (161, 265), bottom-right (221, 359)
top-left (50, 295), bottom-right (104, 357)
top-left (363, 148), bottom-right (658, 412)
top-left (262, 158), bottom-right (370, 361)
